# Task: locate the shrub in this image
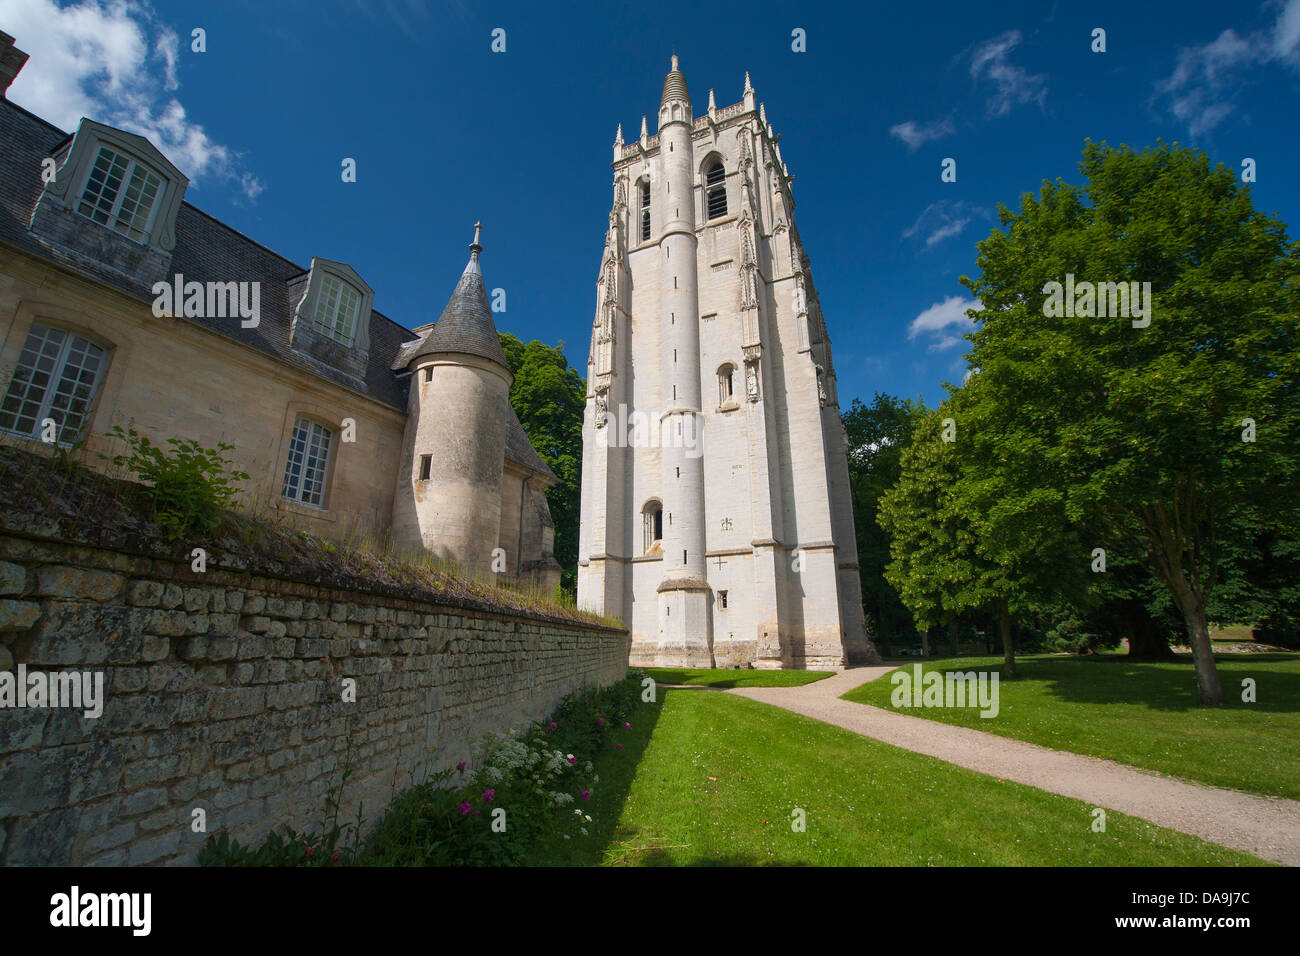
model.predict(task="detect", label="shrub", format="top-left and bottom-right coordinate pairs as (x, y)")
top-left (200, 670), bottom-right (649, 867)
top-left (100, 425), bottom-right (249, 539)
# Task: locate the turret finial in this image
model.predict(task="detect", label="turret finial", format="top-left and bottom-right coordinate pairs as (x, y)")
top-left (615, 122), bottom-right (623, 145)
top-left (471, 221), bottom-right (482, 253)
top-left (671, 54), bottom-right (679, 71)
top-left (744, 71), bottom-right (752, 93)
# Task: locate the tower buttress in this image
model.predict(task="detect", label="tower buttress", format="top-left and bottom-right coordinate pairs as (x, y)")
top-left (654, 55), bottom-right (711, 666)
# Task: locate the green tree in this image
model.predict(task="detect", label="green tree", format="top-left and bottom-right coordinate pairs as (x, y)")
top-left (841, 392), bottom-right (928, 652)
top-left (961, 141), bottom-right (1300, 704)
top-left (498, 333), bottom-right (586, 592)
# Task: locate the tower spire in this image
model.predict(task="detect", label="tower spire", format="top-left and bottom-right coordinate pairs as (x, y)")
top-left (466, 220), bottom-right (483, 274)
top-left (660, 54), bottom-right (690, 107)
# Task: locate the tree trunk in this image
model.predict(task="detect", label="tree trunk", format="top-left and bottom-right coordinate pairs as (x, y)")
top-left (949, 618), bottom-right (960, 656)
top-left (1180, 601), bottom-right (1223, 705)
top-left (998, 599), bottom-right (1016, 678)
top-left (921, 628), bottom-right (931, 657)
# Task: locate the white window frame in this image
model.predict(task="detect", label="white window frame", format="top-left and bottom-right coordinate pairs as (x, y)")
top-left (312, 274), bottom-right (361, 347)
top-left (281, 417), bottom-right (333, 508)
top-left (0, 323), bottom-right (107, 446)
top-left (76, 145), bottom-right (164, 243)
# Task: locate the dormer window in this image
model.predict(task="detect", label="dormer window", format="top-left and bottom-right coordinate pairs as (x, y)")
top-left (289, 259), bottom-right (374, 379)
top-left (314, 273), bottom-right (361, 347)
top-left (30, 119), bottom-right (188, 285)
top-left (77, 146), bottom-right (163, 243)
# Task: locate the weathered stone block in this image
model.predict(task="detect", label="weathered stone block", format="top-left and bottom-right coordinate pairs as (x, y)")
top-left (36, 566), bottom-right (124, 602)
top-left (0, 560), bottom-right (26, 595)
top-left (0, 599), bottom-right (41, 630)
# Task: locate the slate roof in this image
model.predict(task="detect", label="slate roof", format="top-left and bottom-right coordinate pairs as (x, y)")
top-left (397, 249), bottom-right (510, 369)
top-left (0, 97), bottom-right (555, 482)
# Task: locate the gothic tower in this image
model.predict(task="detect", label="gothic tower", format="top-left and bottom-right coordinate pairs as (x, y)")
top-left (576, 59), bottom-right (880, 669)
top-left (392, 224), bottom-right (513, 570)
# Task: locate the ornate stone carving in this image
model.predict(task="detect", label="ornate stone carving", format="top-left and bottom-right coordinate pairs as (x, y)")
top-left (594, 390), bottom-right (608, 428)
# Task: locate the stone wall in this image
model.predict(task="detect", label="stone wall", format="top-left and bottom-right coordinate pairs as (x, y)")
top-left (0, 525), bottom-right (629, 866)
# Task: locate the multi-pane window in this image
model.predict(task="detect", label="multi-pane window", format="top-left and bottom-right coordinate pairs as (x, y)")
top-left (706, 161), bottom-right (727, 220)
top-left (281, 418), bottom-right (333, 507)
top-left (0, 323), bottom-right (106, 444)
top-left (312, 274), bottom-right (361, 347)
top-left (77, 146), bottom-right (163, 242)
top-left (640, 180), bottom-right (651, 241)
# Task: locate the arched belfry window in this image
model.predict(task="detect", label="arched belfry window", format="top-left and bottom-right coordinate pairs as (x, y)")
top-left (643, 499), bottom-right (663, 553)
top-left (706, 161), bottom-right (727, 220)
top-left (640, 178), bottom-right (651, 241)
top-left (718, 363), bottom-right (736, 405)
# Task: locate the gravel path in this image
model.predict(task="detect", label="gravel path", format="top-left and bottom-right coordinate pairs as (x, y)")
top-left (724, 666), bottom-right (1300, 866)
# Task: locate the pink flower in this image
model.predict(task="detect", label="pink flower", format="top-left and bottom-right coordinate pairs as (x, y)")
top-left (567, 756), bottom-right (577, 765)
top-left (330, 850), bottom-right (342, 865)
top-left (459, 801), bottom-right (473, 815)
top-left (616, 743), bottom-right (623, 750)
top-left (624, 722), bottom-right (631, 729)
top-left (456, 761), bottom-right (466, 773)
top-left (581, 790), bottom-right (591, 801)
top-left (481, 788), bottom-right (495, 802)
top-left (597, 717), bottom-right (605, 726)
top-left (549, 722), bottom-right (557, 730)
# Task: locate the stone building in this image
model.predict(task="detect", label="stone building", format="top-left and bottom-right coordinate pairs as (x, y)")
top-left (576, 58), bottom-right (879, 669)
top-left (0, 34), bottom-right (560, 590)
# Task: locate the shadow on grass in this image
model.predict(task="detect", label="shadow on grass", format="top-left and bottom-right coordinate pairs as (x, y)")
top-left (554, 689), bottom-right (804, 867)
top-left (523, 681), bottom-right (665, 866)
top-left (993, 653), bottom-right (1300, 715)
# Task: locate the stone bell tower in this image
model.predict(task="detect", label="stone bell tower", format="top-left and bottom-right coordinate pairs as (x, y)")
top-left (576, 59), bottom-right (880, 669)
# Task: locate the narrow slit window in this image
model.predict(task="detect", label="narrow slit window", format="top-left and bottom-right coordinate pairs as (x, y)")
top-left (419, 455), bottom-right (432, 480)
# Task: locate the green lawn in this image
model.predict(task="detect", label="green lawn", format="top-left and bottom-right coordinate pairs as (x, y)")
top-left (526, 688), bottom-right (1265, 866)
top-left (844, 654), bottom-right (1300, 800)
top-left (643, 667), bottom-right (833, 688)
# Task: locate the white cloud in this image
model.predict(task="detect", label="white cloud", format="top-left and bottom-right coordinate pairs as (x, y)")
top-left (907, 296), bottom-right (977, 351)
top-left (889, 116), bottom-right (955, 151)
top-left (1, 0), bottom-right (264, 200)
top-left (903, 200), bottom-right (981, 250)
top-left (968, 30), bottom-right (1047, 117)
top-left (1155, 0), bottom-right (1300, 137)
top-left (904, 201), bottom-right (977, 251)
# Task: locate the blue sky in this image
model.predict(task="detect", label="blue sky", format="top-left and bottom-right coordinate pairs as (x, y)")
top-left (5, 0), bottom-right (1299, 408)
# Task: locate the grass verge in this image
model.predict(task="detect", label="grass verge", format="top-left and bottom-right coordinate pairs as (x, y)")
top-left (530, 688), bottom-right (1267, 866)
top-left (843, 654), bottom-right (1300, 800)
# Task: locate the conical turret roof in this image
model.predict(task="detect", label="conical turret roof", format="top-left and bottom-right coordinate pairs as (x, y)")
top-left (661, 54), bottom-right (690, 106)
top-left (406, 222), bottom-right (509, 369)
